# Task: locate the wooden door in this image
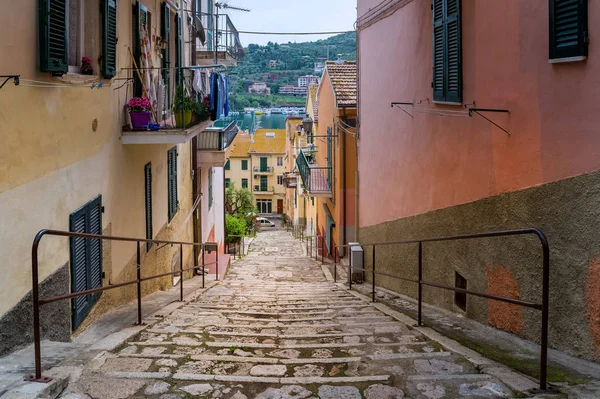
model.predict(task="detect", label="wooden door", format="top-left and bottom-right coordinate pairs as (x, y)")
top-left (277, 199), bottom-right (283, 214)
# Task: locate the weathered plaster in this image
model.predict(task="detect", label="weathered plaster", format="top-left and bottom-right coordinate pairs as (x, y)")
top-left (487, 266), bottom-right (523, 334)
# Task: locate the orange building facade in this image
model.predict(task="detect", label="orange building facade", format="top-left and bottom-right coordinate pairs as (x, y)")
top-left (357, 0), bottom-right (600, 362)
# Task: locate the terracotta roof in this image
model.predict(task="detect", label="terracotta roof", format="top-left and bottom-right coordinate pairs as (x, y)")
top-left (308, 84), bottom-right (319, 121)
top-left (325, 61), bottom-right (357, 108)
top-left (248, 129), bottom-right (286, 154)
top-left (228, 133), bottom-right (252, 158)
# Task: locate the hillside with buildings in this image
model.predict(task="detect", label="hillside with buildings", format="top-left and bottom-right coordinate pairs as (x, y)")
top-left (228, 32), bottom-right (356, 109)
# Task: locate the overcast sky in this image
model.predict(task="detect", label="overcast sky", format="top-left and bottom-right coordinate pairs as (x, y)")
top-left (220, 0), bottom-right (357, 46)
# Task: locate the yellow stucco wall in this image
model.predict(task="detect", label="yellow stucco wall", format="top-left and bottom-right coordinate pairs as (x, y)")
top-left (0, 1), bottom-right (195, 322)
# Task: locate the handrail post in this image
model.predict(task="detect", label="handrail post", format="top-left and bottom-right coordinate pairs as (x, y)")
top-left (349, 246), bottom-right (353, 290)
top-left (417, 241), bottom-right (422, 326)
top-left (201, 246), bottom-right (205, 288)
top-left (333, 248), bottom-right (337, 283)
top-left (321, 236), bottom-right (324, 265)
top-left (26, 236), bottom-right (48, 382)
top-left (372, 245), bottom-right (376, 302)
top-left (179, 244), bottom-right (184, 302)
top-left (216, 249), bottom-right (220, 281)
top-left (540, 235), bottom-right (550, 391)
top-left (136, 241), bottom-right (142, 325)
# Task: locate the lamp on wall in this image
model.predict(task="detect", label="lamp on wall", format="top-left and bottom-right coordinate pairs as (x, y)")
top-left (302, 114), bottom-right (313, 135)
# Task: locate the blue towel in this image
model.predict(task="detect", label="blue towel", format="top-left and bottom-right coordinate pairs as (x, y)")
top-left (224, 76), bottom-right (229, 117)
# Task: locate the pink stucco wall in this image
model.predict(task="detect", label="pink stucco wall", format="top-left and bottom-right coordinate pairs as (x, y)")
top-left (358, 0), bottom-right (600, 228)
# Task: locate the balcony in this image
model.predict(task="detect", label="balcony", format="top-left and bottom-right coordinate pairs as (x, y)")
top-left (283, 172), bottom-right (298, 188)
top-left (296, 149), bottom-right (332, 197)
top-left (196, 15), bottom-right (244, 66)
top-left (253, 166), bottom-right (274, 174)
top-left (196, 121), bottom-right (239, 168)
top-left (253, 185), bottom-right (275, 194)
top-left (121, 115), bottom-right (214, 145)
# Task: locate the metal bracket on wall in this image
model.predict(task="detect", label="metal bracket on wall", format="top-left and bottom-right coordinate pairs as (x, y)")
top-left (467, 108), bottom-right (510, 135)
top-left (0, 75), bottom-right (20, 90)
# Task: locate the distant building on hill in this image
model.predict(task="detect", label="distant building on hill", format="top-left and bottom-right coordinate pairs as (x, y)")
top-left (314, 61), bottom-right (325, 74)
top-left (279, 85), bottom-right (308, 97)
top-left (248, 82), bottom-right (271, 95)
top-left (268, 60), bottom-right (277, 68)
top-left (298, 75), bottom-right (320, 87)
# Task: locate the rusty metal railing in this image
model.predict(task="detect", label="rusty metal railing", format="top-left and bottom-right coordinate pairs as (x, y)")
top-left (26, 229), bottom-right (220, 383)
top-left (333, 228), bottom-right (550, 391)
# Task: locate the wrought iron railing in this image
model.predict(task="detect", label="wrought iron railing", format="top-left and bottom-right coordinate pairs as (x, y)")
top-left (253, 185), bottom-right (275, 193)
top-left (253, 166), bottom-right (274, 173)
top-left (296, 149), bottom-right (331, 195)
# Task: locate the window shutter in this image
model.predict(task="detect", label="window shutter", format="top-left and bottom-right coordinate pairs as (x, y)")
top-left (176, 14), bottom-right (183, 85)
top-left (168, 148), bottom-right (178, 221)
top-left (445, 0), bottom-right (462, 103)
top-left (88, 196), bottom-right (103, 303)
top-left (549, 0), bottom-right (588, 60)
top-left (225, 160), bottom-right (230, 170)
top-left (432, 0), bottom-right (444, 101)
top-left (432, 0), bottom-right (462, 103)
top-left (69, 207), bottom-right (89, 329)
top-left (145, 163), bottom-right (153, 250)
top-left (162, 2), bottom-right (171, 99)
top-left (102, 0), bottom-right (118, 78)
top-left (326, 126), bottom-right (332, 186)
top-left (39, 0), bottom-right (68, 74)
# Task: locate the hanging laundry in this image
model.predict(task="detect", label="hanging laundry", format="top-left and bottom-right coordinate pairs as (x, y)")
top-left (193, 69), bottom-right (203, 93)
top-left (224, 76), bottom-right (230, 117)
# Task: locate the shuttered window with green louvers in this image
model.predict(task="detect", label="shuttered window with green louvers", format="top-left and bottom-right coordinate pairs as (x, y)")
top-left (102, 0), bottom-right (118, 78)
top-left (432, 0), bottom-right (462, 103)
top-left (133, 1), bottom-right (148, 97)
top-left (168, 147), bottom-right (179, 222)
top-left (69, 195), bottom-right (103, 330)
top-left (176, 14), bottom-right (183, 85)
top-left (39, 0), bottom-right (69, 74)
top-left (549, 0), bottom-right (588, 60)
top-left (162, 2), bottom-right (171, 104)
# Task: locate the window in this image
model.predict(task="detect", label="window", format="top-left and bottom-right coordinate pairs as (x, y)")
top-left (277, 157), bottom-right (283, 166)
top-left (207, 0), bottom-right (213, 51)
top-left (39, 0), bottom-right (116, 77)
top-left (549, 0), bottom-right (588, 61)
top-left (175, 13), bottom-right (183, 86)
top-left (455, 272), bottom-right (467, 311)
top-left (432, 0), bottom-right (462, 103)
top-left (241, 160), bottom-right (248, 170)
top-left (257, 199), bottom-right (272, 214)
top-left (168, 147), bottom-right (178, 221)
top-left (161, 2), bottom-right (171, 104)
top-left (225, 160), bottom-right (230, 170)
top-left (260, 157), bottom-right (268, 172)
top-left (260, 176), bottom-right (268, 191)
top-left (69, 195), bottom-right (103, 330)
top-left (225, 178), bottom-right (231, 187)
top-left (208, 167), bottom-right (213, 209)
top-left (133, 1), bottom-right (150, 96)
top-left (277, 175), bottom-right (284, 185)
top-left (145, 163), bottom-right (152, 251)
top-left (241, 178), bottom-right (248, 189)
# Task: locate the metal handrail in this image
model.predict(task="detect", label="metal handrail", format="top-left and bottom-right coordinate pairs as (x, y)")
top-left (332, 228), bottom-right (550, 391)
top-left (26, 229), bottom-right (220, 383)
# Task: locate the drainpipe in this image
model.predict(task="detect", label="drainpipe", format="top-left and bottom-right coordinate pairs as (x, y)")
top-left (192, 137), bottom-right (199, 264)
top-left (341, 112), bottom-right (347, 257)
top-left (355, 22), bottom-right (361, 242)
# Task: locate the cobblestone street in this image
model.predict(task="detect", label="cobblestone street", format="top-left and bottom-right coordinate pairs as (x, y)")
top-left (57, 230), bottom-right (530, 398)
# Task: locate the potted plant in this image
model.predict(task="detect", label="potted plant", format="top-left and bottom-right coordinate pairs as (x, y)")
top-left (81, 57), bottom-right (93, 75)
top-left (173, 86), bottom-right (194, 128)
top-left (192, 95), bottom-right (211, 124)
top-left (126, 97), bottom-right (152, 130)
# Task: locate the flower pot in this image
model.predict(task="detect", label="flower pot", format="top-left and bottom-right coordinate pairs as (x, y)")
top-left (175, 110), bottom-right (193, 128)
top-left (130, 111), bottom-right (152, 130)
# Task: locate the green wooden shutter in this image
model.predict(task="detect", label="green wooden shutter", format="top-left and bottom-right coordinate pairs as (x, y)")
top-left (176, 14), bottom-right (183, 85)
top-left (225, 178), bottom-right (231, 188)
top-left (432, 0), bottom-right (462, 103)
top-left (549, 0), bottom-right (588, 60)
top-left (133, 1), bottom-right (148, 97)
top-left (260, 176), bottom-right (268, 191)
top-left (39, 0), bottom-right (68, 74)
top-left (432, 0), bottom-right (444, 101)
top-left (162, 2), bottom-right (171, 102)
top-left (260, 157), bottom-right (267, 172)
top-left (102, 0), bottom-right (118, 78)
top-left (145, 163), bottom-right (153, 251)
top-left (225, 160), bottom-right (230, 170)
top-left (326, 126), bottom-right (332, 187)
top-left (168, 147), bottom-right (178, 221)
top-left (69, 195), bottom-right (103, 330)
top-left (445, 0), bottom-right (462, 103)
top-left (207, 0), bottom-right (213, 51)
top-left (242, 178), bottom-right (248, 189)
top-left (241, 160), bottom-right (248, 170)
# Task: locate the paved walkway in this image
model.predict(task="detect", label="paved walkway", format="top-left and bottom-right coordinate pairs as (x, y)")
top-left (56, 230), bottom-right (522, 398)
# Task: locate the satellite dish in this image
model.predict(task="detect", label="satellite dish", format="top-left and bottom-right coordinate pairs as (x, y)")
top-left (194, 16), bottom-right (206, 45)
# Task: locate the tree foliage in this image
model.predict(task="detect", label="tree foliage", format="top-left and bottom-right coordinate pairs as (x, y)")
top-left (225, 215), bottom-right (246, 244)
top-left (225, 183), bottom-right (255, 216)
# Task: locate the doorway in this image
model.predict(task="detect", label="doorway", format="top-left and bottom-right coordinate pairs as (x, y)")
top-left (277, 199), bottom-right (284, 214)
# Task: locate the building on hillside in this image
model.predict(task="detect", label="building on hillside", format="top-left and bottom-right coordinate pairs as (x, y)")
top-left (225, 130), bottom-right (286, 215)
top-left (279, 85), bottom-right (308, 97)
top-left (0, 0), bottom-right (237, 355)
top-left (314, 61), bottom-right (325, 75)
top-left (268, 60), bottom-right (278, 68)
top-left (357, 0), bottom-right (600, 362)
top-left (298, 75), bottom-right (320, 87)
top-left (296, 61), bottom-right (357, 258)
top-left (248, 82), bottom-right (271, 95)
top-left (194, 0), bottom-right (243, 65)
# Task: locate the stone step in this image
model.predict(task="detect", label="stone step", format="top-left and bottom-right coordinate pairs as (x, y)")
top-left (189, 304), bottom-right (370, 311)
top-left (206, 341), bottom-right (366, 349)
top-left (170, 373), bottom-right (391, 384)
top-left (207, 331), bottom-right (373, 339)
top-left (187, 354), bottom-right (362, 364)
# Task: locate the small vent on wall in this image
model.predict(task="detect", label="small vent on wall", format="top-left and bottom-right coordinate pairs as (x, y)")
top-left (455, 272), bottom-right (467, 311)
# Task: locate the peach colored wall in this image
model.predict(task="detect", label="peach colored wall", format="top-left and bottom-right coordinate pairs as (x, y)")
top-left (358, 0), bottom-right (600, 228)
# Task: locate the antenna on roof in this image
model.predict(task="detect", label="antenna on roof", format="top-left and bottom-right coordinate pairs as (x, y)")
top-left (334, 54), bottom-right (344, 65)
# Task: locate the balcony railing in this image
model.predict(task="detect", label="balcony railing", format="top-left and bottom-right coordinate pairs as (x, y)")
top-left (253, 185), bottom-right (275, 194)
top-left (296, 149), bottom-right (332, 197)
top-left (197, 121), bottom-right (238, 151)
top-left (253, 166), bottom-right (274, 174)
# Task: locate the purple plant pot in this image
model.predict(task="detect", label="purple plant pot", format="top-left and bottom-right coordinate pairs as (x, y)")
top-left (130, 111), bottom-right (152, 130)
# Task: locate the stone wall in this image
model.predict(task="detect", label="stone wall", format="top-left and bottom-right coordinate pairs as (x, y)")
top-left (359, 169), bottom-right (600, 363)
